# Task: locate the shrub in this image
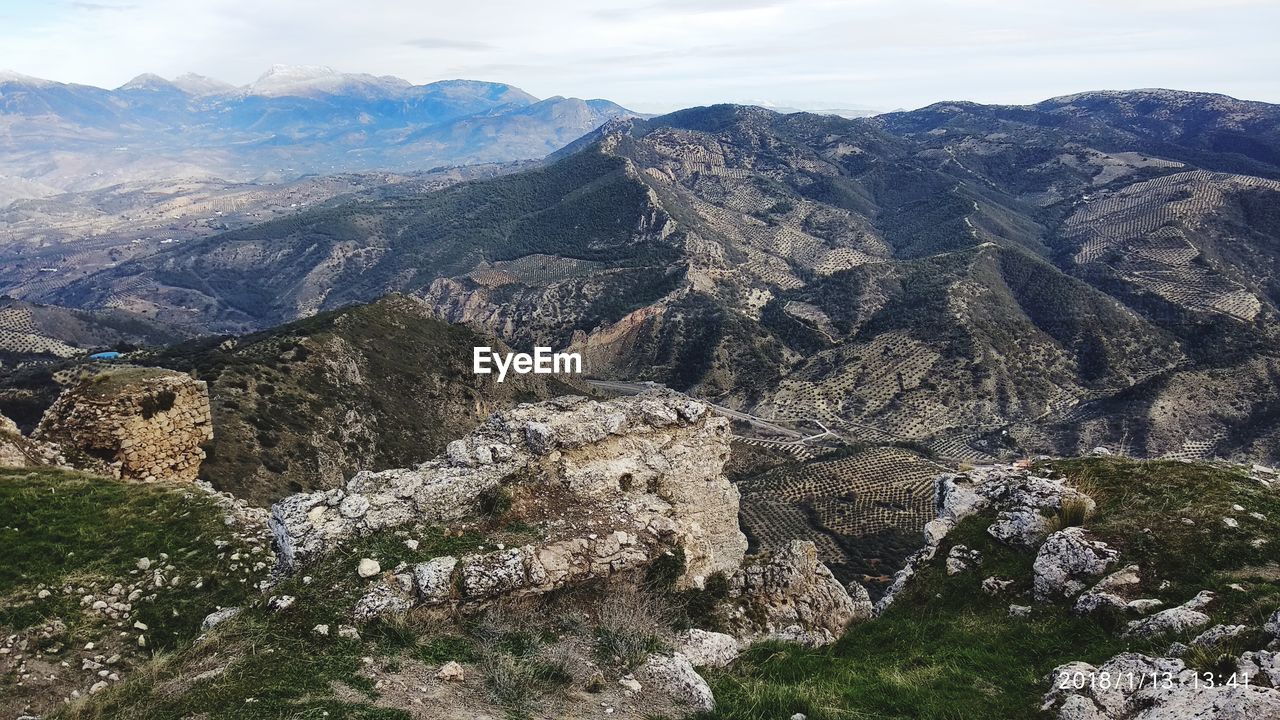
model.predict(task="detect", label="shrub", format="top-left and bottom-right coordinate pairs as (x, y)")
top-left (1050, 494), bottom-right (1095, 532)
top-left (645, 547), bottom-right (686, 590)
top-left (478, 485), bottom-right (513, 518)
top-left (594, 586), bottom-right (671, 669)
top-left (140, 389), bottom-right (177, 418)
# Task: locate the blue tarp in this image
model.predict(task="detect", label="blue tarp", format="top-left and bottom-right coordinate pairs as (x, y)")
top-left (88, 351), bottom-right (123, 360)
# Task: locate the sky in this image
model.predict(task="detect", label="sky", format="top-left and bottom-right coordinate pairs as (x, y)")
top-left (0, 0), bottom-right (1276, 114)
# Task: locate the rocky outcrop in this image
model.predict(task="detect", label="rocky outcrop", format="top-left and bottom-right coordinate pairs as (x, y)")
top-left (1123, 591), bottom-right (1215, 638)
top-left (270, 391), bottom-right (870, 668)
top-left (1033, 528), bottom-right (1120, 601)
top-left (0, 412), bottom-right (65, 468)
top-left (877, 464), bottom-right (1097, 614)
top-left (272, 393), bottom-right (746, 587)
top-left (724, 540), bottom-right (871, 647)
top-left (33, 369), bottom-right (213, 482)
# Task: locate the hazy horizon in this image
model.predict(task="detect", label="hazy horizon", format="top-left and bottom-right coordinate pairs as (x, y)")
top-left (0, 0), bottom-right (1276, 114)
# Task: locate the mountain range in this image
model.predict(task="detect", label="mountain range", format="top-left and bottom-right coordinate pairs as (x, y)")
top-left (8, 87), bottom-right (1280, 467)
top-left (31, 88), bottom-right (1280, 462)
top-left (0, 65), bottom-right (632, 201)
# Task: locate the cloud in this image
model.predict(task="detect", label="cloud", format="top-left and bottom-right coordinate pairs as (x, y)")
top-left (70, 2), bottom-right (137, 11)
top-left (404, 37), bottom-right (493, 51)
top-left (0, 0), bottom-right (1274, 111)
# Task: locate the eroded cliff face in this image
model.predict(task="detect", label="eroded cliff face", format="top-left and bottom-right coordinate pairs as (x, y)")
top-left (271, 392), bottom-right (747, 586)
top-left (33, 368), bottom-right (213, 482)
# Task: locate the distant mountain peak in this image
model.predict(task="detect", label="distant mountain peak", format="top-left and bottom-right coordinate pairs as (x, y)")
top-left (170, 72), bottom-right (235, 96)
top-left (0, 69), bottom-right (54, 87)
top-left (245, 64), bottom-right (412, 98)
top-left (118, 73), bottom-right (178, 92)
top-left (256, 64), bottom-right (339, 82)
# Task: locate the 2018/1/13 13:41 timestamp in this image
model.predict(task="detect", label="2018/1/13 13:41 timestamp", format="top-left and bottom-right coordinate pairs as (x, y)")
top-left (1056, 670), bottom-right (1254, 692)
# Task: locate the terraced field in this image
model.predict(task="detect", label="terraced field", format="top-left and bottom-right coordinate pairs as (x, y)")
top-left (737, 445), bottom-right (946, 595)
top-left (1063, 170), bottom-right (1280, 321)
top-left (0, 305), bottom-right (80, 359)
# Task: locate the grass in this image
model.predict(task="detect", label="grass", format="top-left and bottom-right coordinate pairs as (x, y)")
top-left (0, 467), bottom-right (258, 649)
top-left (700, 458), bottom-right (1280, 719)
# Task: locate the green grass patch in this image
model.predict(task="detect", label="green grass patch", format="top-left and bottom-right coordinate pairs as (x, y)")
top-left (0, 468), bottom-right (257, 648)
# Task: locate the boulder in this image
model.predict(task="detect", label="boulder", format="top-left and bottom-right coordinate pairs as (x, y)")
top-left (1124, 591), bottom-right (1215, 638)
top-left (436, 661), bottom-right (465, 682)
top-left (353, 575), bottom-right (415, 621)
top-left (639, 652), bottom-right (714, 712)
top-left (1191, 624), bottom-right (1249, 647)
top-left (1033, 528), bottom-right (1120, 601)
top-left (1237, 650), bottom-right (1280, 686)
top-left (1074, 565), bottom-right (1143, 615)
top-left (200, 607), bottom-right (242, 631)
top-left (675, 629), bottom-right (741, 669)
top-left (946, 544), bottom-right (982, 575)
top-left (1265, 609), bottom-right (1280, 638)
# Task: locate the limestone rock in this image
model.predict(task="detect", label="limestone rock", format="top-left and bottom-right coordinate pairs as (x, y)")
top-left (1191, 624), bottom-right (1249, 647)
top-left (639, 652), bottom-right (714, 712)
top-left (1092, 565), bottom-right (1141, 595)
top-left (675, 629), bottom-right (741, 669)
top-left (412, 556), bottom-right (459, 603)
top-left (270, 392), bottom-right (746, 588)
top-left (353, 576), bottom-right (415, 621)
top-left (436, 660), bottom-right (465, 682)
top-left (946, 544), bottom-right (982, 575)
top-left (923, 519), bottom-right (953, 546)
top-left (978, 471), bottom-right (1095, 549)
top-left (1074, 565), bottom-right (1143, 615)
top-left (1237, 650), bottom-right (1280, 686)
top-left (1074, 592), bottom-right (1128, 615)
top-left (1033, 528), bottom-right (1120, 601)
top-left (200, 607), bottom-right (242, 631)
top-left (357, 558), bottom-right (381, 578)
top-left (1265, 608), bottom-right (1280, 638)
top-left (0, 412), bottom-right (65, 469)
top-left (982, 577), bottom-right (1014, 595)
top-left (726, 540), bottom-right (867, 647)
top-left (1124, 591), bottom-right (1215, 638)
top-left (1045, 651), bottom-right (1280, 719)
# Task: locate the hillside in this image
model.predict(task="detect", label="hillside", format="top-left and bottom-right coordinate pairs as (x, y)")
top-left (0, 298), bottom-right (186, 366)
top-left (703, 457), bottom-right (1280, 720)
top-left (39, 89), bottom-right (1280, 465)
top-left (0, 165), bottom-right (527, 304)
top-left (144, 294), bottom-right (585, 505)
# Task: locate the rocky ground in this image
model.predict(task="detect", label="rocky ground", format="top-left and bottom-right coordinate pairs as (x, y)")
top-left (4, 386), bottom-right (1280, 719)
top-left (0, 470), bottom-right (271, 719)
